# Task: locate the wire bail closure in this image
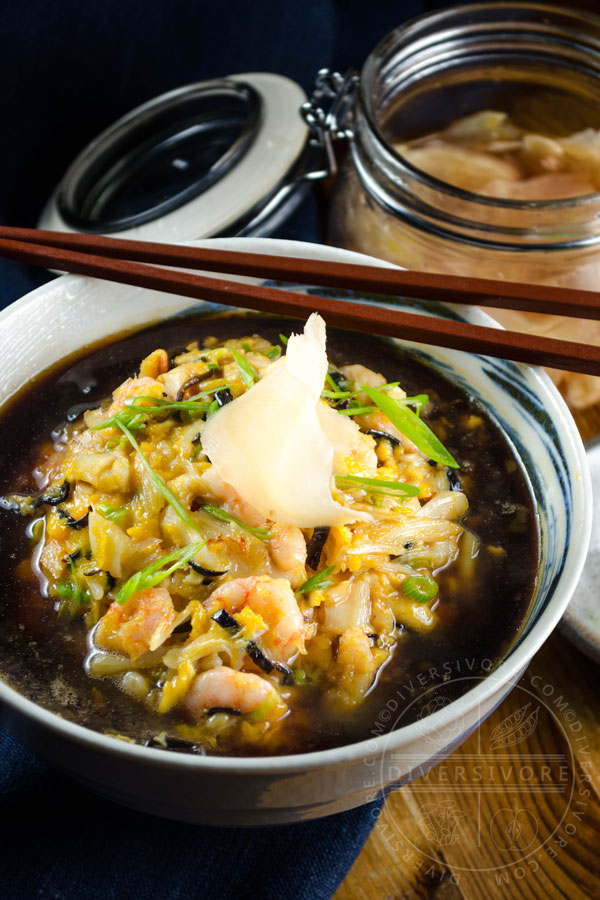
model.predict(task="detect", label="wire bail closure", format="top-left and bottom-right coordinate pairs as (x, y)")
top-left (300, 69), bottom-right (359, 181)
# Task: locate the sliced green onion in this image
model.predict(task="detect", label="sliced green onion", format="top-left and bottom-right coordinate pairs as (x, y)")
top-left (57, 556), bottom-right (90, 619)
top-left (134, 387), bottom-right (220, 404)
top-left (232, 349), bottom-right (259, 388)
top-left (245, 690), bottom-right (280, 723)
top-left (116, 542), bottom-right (205, 605)
top-left (401, 574), bottom-right (439, 603)
top-left (56, 580), bottom-right (76, 619)
top-left (322, 388), bottom-right (353, 400)
top-left (94, 387), bottom-right (229, 431)
top-left (205, 399), bottom-right (219, 418)
top-left (279, 333), bottom-right (288, 346)
top-left (94, 406), bottom-right (150, 432)
top-left (125, 399), bottom-right (209, 417)
top-left (96, 503), bottom-right (128, 526)
top-left (399, 394), bottom-right (429, 415)
top-left (207, 362), bottom-right (219, 371)
top-left (103, 416), bottom-right (205, 536)
top-left (336, 405), bottom-right (377, 417)
top-left (362, 386), bottom-right (458, 468)
top-left (202, 504), bottom-right (273, 540)
top-left (297, 565), bottom-right (335, 595)
top-left (264, 345), bottom-right (281, 360)
top-left (334, 474), bottom-right (420, 497)
top-left (126, 386), bottom-right (230, 416)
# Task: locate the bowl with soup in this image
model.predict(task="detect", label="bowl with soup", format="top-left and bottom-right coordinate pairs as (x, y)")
top-left (0, 238), bottom-right (590, 825)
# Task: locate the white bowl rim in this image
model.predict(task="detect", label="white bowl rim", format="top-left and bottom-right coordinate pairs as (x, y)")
top-left (0, 237), bottom-right (592, 775)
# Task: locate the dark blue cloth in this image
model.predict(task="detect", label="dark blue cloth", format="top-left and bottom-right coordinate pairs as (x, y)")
top-left (0, 0), bottom-right (455, 309)
top-left (0, 2), bottom-right (450, 898)
top-left (0, 729), bottom-right (384, 900)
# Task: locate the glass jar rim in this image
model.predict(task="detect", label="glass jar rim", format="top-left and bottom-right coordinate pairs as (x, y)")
top-left (358, 1), bottom-right (600, 213)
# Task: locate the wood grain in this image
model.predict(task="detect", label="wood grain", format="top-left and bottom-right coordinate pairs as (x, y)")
top-left (336, 405), bottom-right (600, 900)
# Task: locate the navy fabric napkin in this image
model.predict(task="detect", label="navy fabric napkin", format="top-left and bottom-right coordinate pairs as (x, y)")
top-left (0, 729), bottom-right (385, 900)
top-left (0, 1), bottom-right (450, 896)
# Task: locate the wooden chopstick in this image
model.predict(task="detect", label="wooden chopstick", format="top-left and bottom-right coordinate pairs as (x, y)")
top-left (0, 231), bottom-right (599, 375)
top-left (2, 225), bottom-right (600, 321)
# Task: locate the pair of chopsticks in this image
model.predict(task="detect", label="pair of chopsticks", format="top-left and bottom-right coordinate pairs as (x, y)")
top-left (0, 225), bottom-right (599, 375)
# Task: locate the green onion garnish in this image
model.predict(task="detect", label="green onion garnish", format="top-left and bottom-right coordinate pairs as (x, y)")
top-left (245, 690), bottom-right (280, 723)
top-left (99, 416), bottom-right (205, 536)
top-left (336, 405), bottom-right (377, 416)
top-left (297, 565), bottom-right (335, 595)
top-left (94, 387), bottom-right (231, 431)
top-left (125, 399), bottom-right (209, 417)
top-left (205, 399), bottom-right (220, 418)
top-left (292, 667), bottom-right (309, 684)
top-left (264, 346), bottom-right (281, 360)
top-left (334, 474), bottom-right (420, 497)
top-left (94, 406), bottom-right (149, 432)
top-left (232, 349), bottom-right (259, 389)
top-left (133, 388), bottom-right (220, 404)
top-left (202, 504), bottom-right (273, 540)
top-left (400, 394), bottom-right (429, 415)
top-left (207, 363), bottom-right (219, 371)
top-left (362, 386), bottom-right (459, 468)
top-left (279, 333), bottom-right (288, 346)
top-left (57, 556), bottom-right (90, 619)
top-left (325, 372), bottom-right (340, 392)
top-left (322, 389), bottom-right (353, 400)
top-left (96, 503), bottom-right (128, 526)
top-left (116, 542), bottom-right (205, 605)
top-left (401, 574), bottom-right (439, 603)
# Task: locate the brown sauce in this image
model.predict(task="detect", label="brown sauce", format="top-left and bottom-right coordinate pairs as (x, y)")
top-left (0, 312), bottom-right (539, 756)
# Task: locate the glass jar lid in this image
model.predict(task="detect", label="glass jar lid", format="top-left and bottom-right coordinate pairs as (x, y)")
top-left (39, 73), bottom-right (310, 241)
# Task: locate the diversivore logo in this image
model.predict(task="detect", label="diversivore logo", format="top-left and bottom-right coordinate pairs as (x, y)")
top-left (361, 659), bottom-right (593, 889)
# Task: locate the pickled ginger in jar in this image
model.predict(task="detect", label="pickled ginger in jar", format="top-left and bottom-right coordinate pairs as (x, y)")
top-left (329, 3), bottom-right (600, 409)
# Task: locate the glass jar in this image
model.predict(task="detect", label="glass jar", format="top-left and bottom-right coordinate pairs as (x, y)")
top-left (328, 3), bottom-right (600, 407)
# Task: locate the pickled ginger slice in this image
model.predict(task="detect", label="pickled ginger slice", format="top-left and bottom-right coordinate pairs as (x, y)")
top-left (201, 313), bottom-right (370, 528)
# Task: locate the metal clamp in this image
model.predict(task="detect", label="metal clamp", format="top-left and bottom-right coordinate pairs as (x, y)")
top-left (299, 68), bottom-right (359, 181)
top-left (226, 69), bottom-right (358, 237)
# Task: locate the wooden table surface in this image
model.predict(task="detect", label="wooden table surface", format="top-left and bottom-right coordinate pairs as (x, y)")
top-left (335, 404), bottom-right (600, 900)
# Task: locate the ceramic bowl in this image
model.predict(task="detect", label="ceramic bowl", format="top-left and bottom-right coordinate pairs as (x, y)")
top-left (0, 238), bottom-right (591, 825)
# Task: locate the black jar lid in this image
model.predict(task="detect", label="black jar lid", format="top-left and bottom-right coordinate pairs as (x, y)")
top-left (39, 73), bottom-right (311, 241)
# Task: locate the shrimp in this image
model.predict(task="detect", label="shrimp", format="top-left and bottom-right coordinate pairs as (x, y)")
top-left (95, 586), bottom-right (176, 660)
top-left (339, 364), bottom-right (388, 390)
top-left (139, 348), bottom-right (169, 380)
top-left (210, 575), bottom-right (305, 663)
top-left (185, 666), bottom-right (278, 718)
top-left (268, 525), bottom-right (307, 588)
top-left (201, 465), bottom-right (266, 528)
top-left (106, 376), bottom-right (165, 417)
